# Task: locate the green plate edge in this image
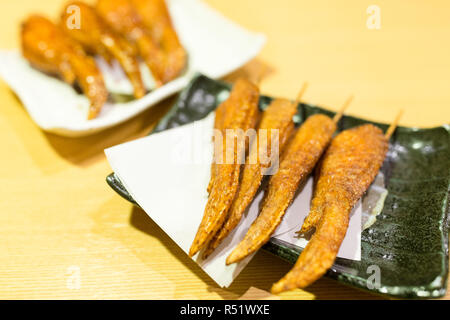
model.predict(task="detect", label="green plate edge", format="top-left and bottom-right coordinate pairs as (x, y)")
top-left (106, 73), bottom-right (450, 299)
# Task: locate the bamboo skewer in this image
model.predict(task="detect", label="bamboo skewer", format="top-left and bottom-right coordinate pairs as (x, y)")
top-left (254, 65), bottom-right (267, 87)
top-left (292, 82), bottom-right (309, 107)
top-left (333, 95), bottom-right (353, 123)
top-left (385, 109), bottom-right (403, 139)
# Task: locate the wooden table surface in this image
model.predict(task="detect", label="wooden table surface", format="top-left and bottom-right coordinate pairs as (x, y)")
top-left (0, 0), bottom-right (448, 299)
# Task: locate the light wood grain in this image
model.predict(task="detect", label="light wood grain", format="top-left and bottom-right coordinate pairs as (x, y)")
top-left (0, 0), bottom-right (448, 300)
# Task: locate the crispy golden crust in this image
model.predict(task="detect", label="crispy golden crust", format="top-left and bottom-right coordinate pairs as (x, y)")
top-left (298, 160), bottom-right (325, 234)
top-left (131, 0), bottom-right (187, 82)
top-left (21, 15), bottom-right (108, 119)
top-left (189, 78), bottom-right (260, 257)
top-left (22, 15), bottom-right (76, 83)
top-left (61, 1), bottom-right (146, 99)
top-left (207, 79), bottom-right (258, 194)
top-left (203, 98), bottom-right (297, 258)
top-left (271, 124), bottom-right (388, 293)
top-left (207, 88), bottom-right (235, 194)
top-left (70, 54), bottom-right (109, 119)
top-left (226, 114), bottom-right (336, 265)
top-left (96, 0), bottom-right (167, 86)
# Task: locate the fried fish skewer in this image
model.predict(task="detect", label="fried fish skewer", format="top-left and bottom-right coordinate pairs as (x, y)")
top-left (131, 0), bottom-right (187, 83)
top-left (206, 87), bottom-right (236, 195)
top-left (96, 0), bottom-right (167, 87)
top-left (271, 112), bottom-right (402, 293)
top-left (61, 1), bottom-right (146, 99)
top-left (299, 103), bottom-right (398, 235)
top-left (21, 15), bottom-right (108, 119)
top-left (298, 95), bottom-right (355, 235)
top-left (189, 78), bottom-right (260, 257)
top-left (226, 97), bottom-right (352, 265)
top-left (203, 84), bottom-right (308, 258)
top-left (207, 72), bottom-right (266, 194)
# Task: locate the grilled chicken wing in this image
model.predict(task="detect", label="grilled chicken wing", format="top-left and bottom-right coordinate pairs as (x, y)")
top-left (96, 0), bottom-right (167, 87)
top-left (21, 15), bottom-right (108, 119)
top-left (131, 0), bottom-right (186, 82)
top-left (61, 1), bottom-right (146, 99)
top-left (203, 98), bottom-right (297, 258)
top-left (226, 114), bottom-right (336, 265)
top-left (271, 124), bottom-right (388, 293)
top-left (189, 78), bottom-right (260, 257)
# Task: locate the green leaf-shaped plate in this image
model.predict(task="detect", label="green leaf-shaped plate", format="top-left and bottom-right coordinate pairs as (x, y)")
top-left (106, 74), bottom-right (450, 299)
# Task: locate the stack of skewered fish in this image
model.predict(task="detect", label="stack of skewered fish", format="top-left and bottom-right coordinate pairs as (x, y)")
top-left (21, 0), bottom-right (187, 119)
top-left (189, 78), bottom-right (400, 293)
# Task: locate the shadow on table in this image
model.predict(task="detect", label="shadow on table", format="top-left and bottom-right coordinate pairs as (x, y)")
top-left (41, 96), bottom-right (176, 166)
top-left (45, 109), bottom-right (171, 165)
top-left (129, 206), bottom-right (383, 300)
top-left (7, 89), bottom-right (176, 170)
top-left (128, 206), bottom-right (232, 295)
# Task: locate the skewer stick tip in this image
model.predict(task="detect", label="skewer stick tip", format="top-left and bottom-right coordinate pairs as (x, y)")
top-left (333, 94), bottom-right (353, 123)
top-left (293, 82), bottom-right (308, 106)
top-left (254, 65), bottom-right (267, 87)
top-left (385, 109), bottom-right (403, 139)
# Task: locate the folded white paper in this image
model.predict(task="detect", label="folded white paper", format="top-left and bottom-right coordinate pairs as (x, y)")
top-left (105, 113), bottom-right (362, 288)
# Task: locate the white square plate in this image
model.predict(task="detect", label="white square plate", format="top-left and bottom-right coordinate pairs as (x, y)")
top-left (0, 0), bottom-right (265, 136)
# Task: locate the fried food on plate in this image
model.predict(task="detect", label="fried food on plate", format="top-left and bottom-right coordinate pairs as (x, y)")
top-left (96, 0), bottom-right (167, 87)
top-left (297, 158), bottom-right (327, 234)
top-left (21, 15), bottom-right (108, 119)
top-left (61, 1), bottom-right (146, 99)
top-left (271, 124), bottom-right (389, 293)
top-left (226, 113), bottom-right (337, 265)
top-left (189, 78), bottom-right (260, 257)
top-left (206, 86), bottom-right (234, 194)
top-left (131, 0), bottom-right (187, 82)
top-left (203, 97), bottom-right (300, 258)
top-left (300, 111), bottom-right (401, 234)
top-left (206, 77), bottom-right (264, 194)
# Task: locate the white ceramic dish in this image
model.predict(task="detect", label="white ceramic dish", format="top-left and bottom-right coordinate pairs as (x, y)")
top-left (0, 0), bottom-right (265, 137)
